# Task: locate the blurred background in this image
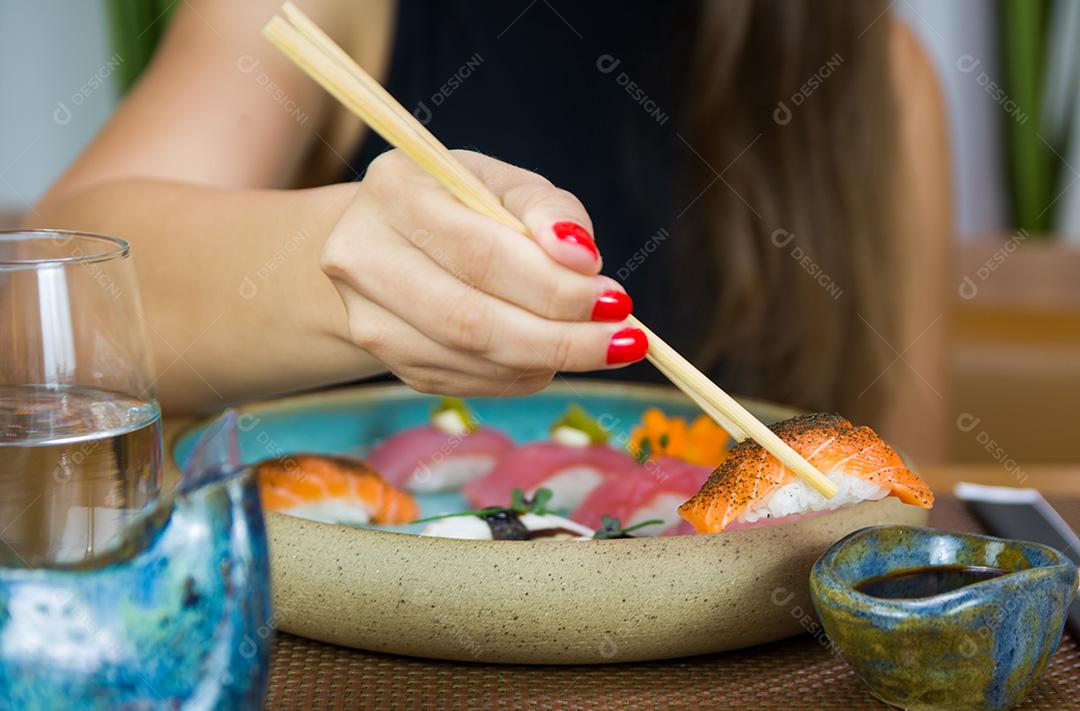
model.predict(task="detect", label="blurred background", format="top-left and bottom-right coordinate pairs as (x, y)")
top-left (1, 0), bottom-right (1078, 466)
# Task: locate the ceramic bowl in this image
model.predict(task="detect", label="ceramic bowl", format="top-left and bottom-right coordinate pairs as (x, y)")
top-left (0, 414), bottom-right (271, 708)
top-left (172, 382), bottom-right (930, 664)
top-left (811, 525), bottom-right (1079, 710)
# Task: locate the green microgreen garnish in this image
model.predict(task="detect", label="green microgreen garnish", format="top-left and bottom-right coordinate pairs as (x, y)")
top-left (510, 486), bottom-right (552, 515)
top-left (431, 397), bottom-right (478, 433)
top-left (632, 438), bottom-right (652, 463)
top-left (549, 404), bottom-right (609, 444)
top-left (410, 487), bottom-right (553, 525)
top-left (593, 515), bottom-right (665, 540)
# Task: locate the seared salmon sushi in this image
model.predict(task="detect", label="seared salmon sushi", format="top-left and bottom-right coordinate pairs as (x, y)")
top-left (678, 413), bottom-right (933, 533)
top-left (256, 454), bottom-right (419, 526)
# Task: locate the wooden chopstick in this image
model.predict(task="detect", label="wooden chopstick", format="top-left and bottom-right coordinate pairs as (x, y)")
top-left (262, 5), bottom-right (839, 498)
top-left (277, 2), bottom-right (505, 215)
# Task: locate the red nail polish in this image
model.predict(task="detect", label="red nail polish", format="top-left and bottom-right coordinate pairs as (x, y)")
top-left (591, 290), bottom-right (633, 321)
top-left (553, 221), bottom-right (599, 260)
top-left (607, 327), bottom-right (648, 365)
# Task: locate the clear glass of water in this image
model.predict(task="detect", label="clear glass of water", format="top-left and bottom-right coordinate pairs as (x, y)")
top-left (0, 230), bottom-right (161, 565)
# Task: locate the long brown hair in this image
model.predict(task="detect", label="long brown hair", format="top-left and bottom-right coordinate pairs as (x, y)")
top-left (683, 0), bottom-right (898, 422)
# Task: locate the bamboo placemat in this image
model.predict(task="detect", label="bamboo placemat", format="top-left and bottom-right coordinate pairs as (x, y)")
top-left (263, 494), bottom-right (1080, 710)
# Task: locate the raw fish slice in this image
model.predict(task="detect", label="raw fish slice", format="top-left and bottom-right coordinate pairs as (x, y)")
top-left (461, 442), bottom-right (636, 511)
top-left (365, 425), bottom-right (515, 492)
top-left (678, 413), bottom-right (934, 533)
top-left (572, 457), bottom-right (712, 535)
top-left (257, 453), bottom-right (418, 525)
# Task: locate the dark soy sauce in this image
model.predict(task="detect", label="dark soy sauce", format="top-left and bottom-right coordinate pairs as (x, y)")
top-left (855, 565), bottom-right (1009, 599)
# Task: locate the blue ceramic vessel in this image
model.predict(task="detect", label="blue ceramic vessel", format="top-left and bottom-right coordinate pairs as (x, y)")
top-left (811, 525), bottom-right (1078, 710)
top-left (0, 413), bottom-right (272, 710)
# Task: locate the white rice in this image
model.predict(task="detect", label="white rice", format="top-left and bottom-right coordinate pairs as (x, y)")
top-left (738, 471), bottom-right (888, 524)
top-left (409, 455), bottom-right (495, 492)
top-left (282, 500), bottom-right (372, 526)
top-left (422, 515), bottom-right (494, 539)
top-left (624, 493), bottom-right (687, 535)
top-left (534, 467), bottom-right (604, 510)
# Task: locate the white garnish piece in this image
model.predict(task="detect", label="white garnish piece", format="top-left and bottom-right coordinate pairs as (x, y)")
top-left (432, 408), bottom-right (470, 436)
top-left (520, 513), bottom-right (594, 539)
top-left (421, 515), bottom-right (493, 539)
top-left (551, 425), bottom-right (591, 448)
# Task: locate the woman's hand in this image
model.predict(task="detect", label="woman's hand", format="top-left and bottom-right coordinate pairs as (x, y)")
top-left (321, 149), bottom-right (647, 396)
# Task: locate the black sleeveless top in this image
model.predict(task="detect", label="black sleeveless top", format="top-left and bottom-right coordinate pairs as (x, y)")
top-left (350, 0), bottom-right (717, 386)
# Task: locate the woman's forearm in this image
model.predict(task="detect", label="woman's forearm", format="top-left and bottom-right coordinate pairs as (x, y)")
top-left (27, 179), bottom-right (385, 413)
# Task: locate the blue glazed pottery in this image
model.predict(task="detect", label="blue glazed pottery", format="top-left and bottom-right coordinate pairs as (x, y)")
top-left (0, 413), bottom-right (272, 710)
top-left (811, 525), bottom-right (1078, 710)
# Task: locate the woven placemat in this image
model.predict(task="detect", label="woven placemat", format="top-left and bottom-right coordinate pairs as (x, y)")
top-left (265, 495), bottom-right (1080, 710)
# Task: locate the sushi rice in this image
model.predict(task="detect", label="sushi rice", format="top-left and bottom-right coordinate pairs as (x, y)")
top-left (739, 470), bottom-right (888, 524)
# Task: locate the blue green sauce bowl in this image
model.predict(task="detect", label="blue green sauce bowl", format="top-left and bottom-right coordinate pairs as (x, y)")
top-left (810, 525), bottom-right (1078, 710)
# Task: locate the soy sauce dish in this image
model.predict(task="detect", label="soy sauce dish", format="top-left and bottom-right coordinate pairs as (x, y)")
top-left (810, 525), bottom-right (1078, 711)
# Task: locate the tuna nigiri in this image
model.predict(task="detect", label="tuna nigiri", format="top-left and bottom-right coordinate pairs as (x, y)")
top-left (365, 398), bottom-right (514, 492)
top-left (572, 456), bottom-right (713, 536)
top-left (257, 453), bottom-right (418, 526)
top-left (678, 413), bottom-right (933, 533)
top-left (462, 406), bottom-right (636, 511)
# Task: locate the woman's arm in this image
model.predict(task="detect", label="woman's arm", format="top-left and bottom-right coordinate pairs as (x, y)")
top-left (32, 178), bottom-right (369, 412)
top-left (35, 0), bottom-right (373, 198)
top-left (29, 0), bottom-right (640, 414)
top-left (28, 0), bottom-right (382, 411)
top-left (881, 20), bottom-right (954, 464)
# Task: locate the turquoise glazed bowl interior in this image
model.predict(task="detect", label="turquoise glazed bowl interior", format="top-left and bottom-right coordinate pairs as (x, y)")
top-left (811, 525), bottom-right (1078, 711)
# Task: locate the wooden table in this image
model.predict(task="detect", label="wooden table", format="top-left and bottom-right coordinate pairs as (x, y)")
top-left (922, 464), bottom-right (1080, 496)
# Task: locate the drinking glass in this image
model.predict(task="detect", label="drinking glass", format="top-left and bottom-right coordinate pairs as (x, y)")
top-left (0, 229), bottom-right (161, 564)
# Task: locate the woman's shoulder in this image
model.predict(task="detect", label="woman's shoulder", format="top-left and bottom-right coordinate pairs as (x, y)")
top-left (889, 17), bottom-right (947, 129)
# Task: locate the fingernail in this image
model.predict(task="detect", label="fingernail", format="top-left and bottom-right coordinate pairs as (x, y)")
top-left (553, 221), bottom-right (599, 260)
top-left (591, 290), bottom-right (633, 322)
top-left (607, 327), bottom-right (648, 365)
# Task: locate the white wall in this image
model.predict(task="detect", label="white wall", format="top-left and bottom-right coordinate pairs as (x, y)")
top-left (0, 1), bottom-right (116, 211)
top-left (898, 0), bottom-right (1008, 237)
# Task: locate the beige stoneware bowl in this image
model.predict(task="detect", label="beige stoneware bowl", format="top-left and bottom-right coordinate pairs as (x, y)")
top-left (170, 382), bottom-right (929, 664)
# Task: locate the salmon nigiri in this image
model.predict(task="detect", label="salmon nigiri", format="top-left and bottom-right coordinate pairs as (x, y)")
top-left (678, 413), bottom-right (933, 533)
top-left (256, 454), bottom-right (418, 526)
